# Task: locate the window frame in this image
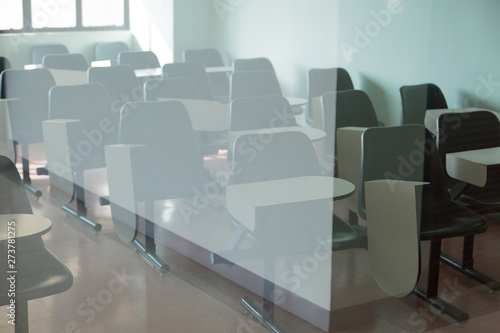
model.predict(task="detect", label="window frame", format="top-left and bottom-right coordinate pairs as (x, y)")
top-left (0, 0), bottom-right (129, 33)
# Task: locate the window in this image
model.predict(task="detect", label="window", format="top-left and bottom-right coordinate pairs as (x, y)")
top-left (82, 0), bottom-right (124, 27)
top-left (0, 0), bottom-right (129, 32)
top-left (0, 0), bottom-right (23, 30)
top-left (31, 0), bottom-right (77, 29)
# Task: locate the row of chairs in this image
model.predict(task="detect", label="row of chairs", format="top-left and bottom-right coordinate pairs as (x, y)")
top-left (13, 46), bottom-right (350, 122)
top-left (0, 63), bottom-right (301, 230)
top-left (1, 91), bottom-right (496, 331)
top-left (300, 62), bottom-right (500, 321)
top-left (325, 82), bottom-right (493, 211)
top-left (29, 43), bottom-right (158, 71)
top-left (186, 50), bottom-right (450, 130)
top-left (329, 78), bottom-right (500, 321)
top-left (0, 96), bottom-right (490, 333)
top-left (43, 90), bottom-right (299, 270)
top-left (358, 121), bottom-right (491, 322)
top-left (6, 43), bottom-right (446, 126)
top-left (212, 97), bottom-right (500, 327)
top-left (166, 53), bottom-right (500, 320)
top-left (0, 50), bottom-right (484, 253)
top-left (37, 51), bottom-right (156, 71)
top-left (0, 50), bottom-right (463, 206)
top-left (0, 53), bottom-right (310, 331)
top-left (1, 47), bottom-right (311, 332)
top-left (182, 49), bottom-right (453, 132)
top-left (217, 112), bottom-right (500, 329)
top-left (6, 44), bottom-right (440, 135)
top-left (98, 84), bottom-right (454, 329)
top-left (307, 81), bottom-right (500, 322)
top-left (0, 56), bottom-right (450, 213)
top-left (30, 41), bottom-right (129, 65)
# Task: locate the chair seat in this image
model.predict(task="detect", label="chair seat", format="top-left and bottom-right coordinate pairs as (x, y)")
top-left (460, 194), bottom-right (500, 208)
top-left (197, 131), bottom-right (228, 154)
top-left (455, 195), bottom-right (500, 224)
top-left (332, 215), bottom-right (362, 250)
top-left (0, 156), bottom-right (73, 333)
top-left (247, 200), bottom-right (360, 252)
top-left (0, 240), bottom-right (73, 304)
top-left (420, 206), bottom-right (487, 240)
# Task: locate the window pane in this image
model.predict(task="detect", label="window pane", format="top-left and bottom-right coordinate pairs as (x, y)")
top-left (82, 0), bottom-right (125, 27)
top-left (0, 0), bottom-right (23, 30)
top-left (31, 0), bottom-right (76, 29)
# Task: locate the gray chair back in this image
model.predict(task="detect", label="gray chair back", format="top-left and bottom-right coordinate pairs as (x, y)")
top-left (0, 68), bottom-right (56, 142)
top-left (306, 68), bottom-right (354, 123)
top-left (400, 83), bottom-right (448, 125)
top-left (95, 41), bottom-right (129, 64)
top-left (144, 77), bottom-right (201, 101)
top-left (43, 53), bottom-right (89, 71)
top-left (162, 62), bottom-right (214, 100)
top-left (31, 44), bottom-right (69, 64)
top-left (229, 70), bottom-right (282, 101)
top-left (184, 48), bottom-right (229, 99)
top-left (118, 50), bottom-right (160, 70)
top-left (230, 95), bottom-right (296, 132)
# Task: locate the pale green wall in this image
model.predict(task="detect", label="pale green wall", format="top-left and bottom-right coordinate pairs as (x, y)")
top-left (173, 0), bottom-right (213, 61)
top-left (209, 0), bottom-right (500, 125)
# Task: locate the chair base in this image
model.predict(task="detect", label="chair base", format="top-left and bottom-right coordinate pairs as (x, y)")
top-left (36, 166), bottom-right (49, 175)
top-left (99, 195), bottom-right (110, 206)
top-left (24, 182), bottom-right (42, 198)
top-left (349, 210), bottom-right (359, 226)
top-left (210, 251), bottom-right (235, 266)
top-left (449, 181), bottom-right (469, 200)
top-left (14, 299), bottom-right (29, 333)
top-left (440, 253), bottom-right (500, 291)
top-left (62, 205), bottom-right (102, 231)
top-left (241, 297), bottom-right (286, 333)
top-left (20, 154), bottom-right (42, 198)
top-left (413, 285), bottom-right (469, 322)
top-left (133, 238), bottom-right (169, 273)
top-left (291, 106), bottom-right (303, 115)
top-left (210, 223), bottom-right (248, 266)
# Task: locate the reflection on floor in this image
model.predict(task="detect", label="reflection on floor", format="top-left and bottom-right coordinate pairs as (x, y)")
top-left (1, 160), bottom-right (500, 333)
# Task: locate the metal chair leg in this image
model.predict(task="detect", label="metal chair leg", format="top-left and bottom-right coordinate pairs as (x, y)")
top-left (440, 235), bottom-right (500, 291)
top-left (132, 201), bottom-right (169, 273)
top-left (412, 239), bottom-right (469, 322)
top-left (62, 172), bottom-right (102, 231)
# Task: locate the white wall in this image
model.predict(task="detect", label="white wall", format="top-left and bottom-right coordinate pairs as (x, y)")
top-left (130, 0), bottom-right (174, 65)
top-left (209, 0), bottom-right (500, 125)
